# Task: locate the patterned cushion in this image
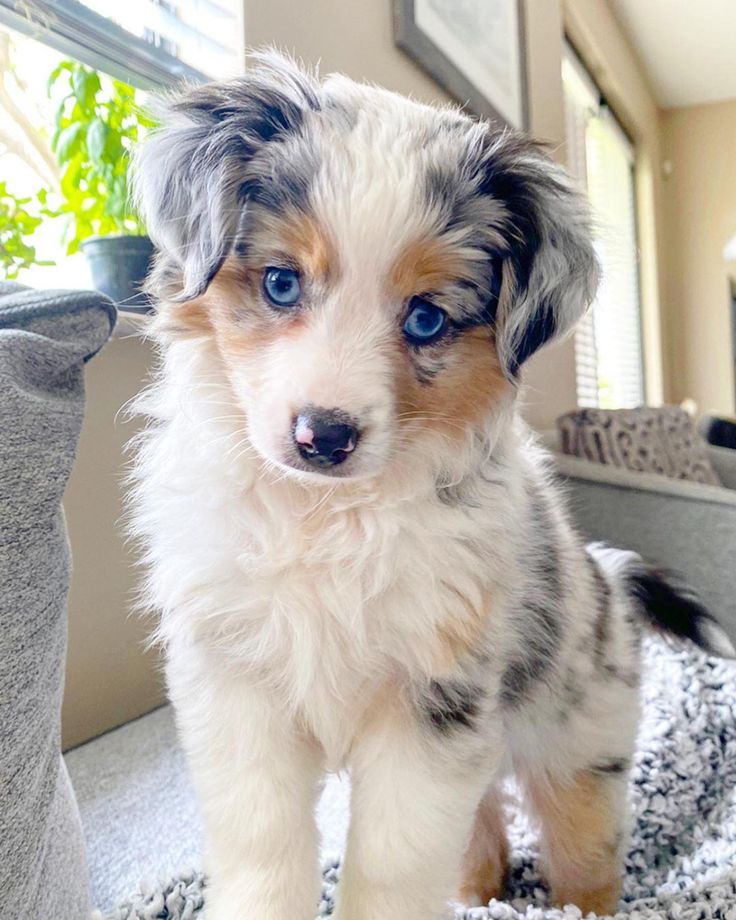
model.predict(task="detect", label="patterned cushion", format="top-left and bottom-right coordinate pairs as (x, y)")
top-left (557, 407), bottom-right (721, 485)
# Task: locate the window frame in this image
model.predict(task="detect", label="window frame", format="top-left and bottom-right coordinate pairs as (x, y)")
top-left (0, 0), bottom-right (208, 89)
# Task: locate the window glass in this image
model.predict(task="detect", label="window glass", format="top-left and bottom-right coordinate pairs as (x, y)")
top-left (79, 0), bottom-right (244, 80)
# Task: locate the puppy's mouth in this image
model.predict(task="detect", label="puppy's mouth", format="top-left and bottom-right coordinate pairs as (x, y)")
top-left (279, 450), bottom-right (364, 480)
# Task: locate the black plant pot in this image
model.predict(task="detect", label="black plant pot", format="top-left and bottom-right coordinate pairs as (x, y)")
top-left (81, 234), bottom-right (154, 313)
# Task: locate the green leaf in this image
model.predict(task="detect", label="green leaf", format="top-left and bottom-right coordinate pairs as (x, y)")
top-left (0, 182), bottom-right (51, 277)
top-left (87, 119), bottom-right (108, 164)
top-left (72, 67), bottom-right (101, 106)
top-left (55, 122), bottom-right (84, 162)
top-left (47, 60), bottom-right (73, 94)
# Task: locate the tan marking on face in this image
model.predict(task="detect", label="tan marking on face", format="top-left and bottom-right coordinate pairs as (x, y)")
top-left (183, 209), bottom-right (337, 381)
top-left (460, 789), bottom-right (509, 905)
top-left (396, 325), bottom-right (511, 444)
top-left (189, 257), bottom-right (306, 386)
top-left (154, 296), bottom-right (212, 338)
top-left (280, 212), bottom-right (333, 282)
top-left (525, 770), bottom-right (623, 914)
top-left (390, 235), bottom-right (477, 301)
top-left (243, 207), bottom-right (335, 283)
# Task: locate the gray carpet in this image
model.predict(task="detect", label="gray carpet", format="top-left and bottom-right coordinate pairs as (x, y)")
top-left (69, 639), bottom-right (736, 919)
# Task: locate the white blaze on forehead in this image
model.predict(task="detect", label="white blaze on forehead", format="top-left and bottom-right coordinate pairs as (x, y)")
top-left (310, 77), bottom-right (452, 290)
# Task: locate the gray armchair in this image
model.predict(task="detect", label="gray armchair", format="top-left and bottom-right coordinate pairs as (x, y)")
top-left (541, 432), bottom-right (736, 644)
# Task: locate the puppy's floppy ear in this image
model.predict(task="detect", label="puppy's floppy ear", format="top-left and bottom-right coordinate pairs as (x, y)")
top-left (132, 51), bottom-right (320, 302)
top-left (478, 136), bottom-right (599, 376)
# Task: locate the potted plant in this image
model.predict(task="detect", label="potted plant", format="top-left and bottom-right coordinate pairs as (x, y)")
top-left (47, 61), bottom-right (155, 309)
top-left (0, 181), bottom-right (53, 280)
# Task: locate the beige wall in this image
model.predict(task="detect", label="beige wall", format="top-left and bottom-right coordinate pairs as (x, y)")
top-left (660, 99), bottom-right (736, 416)
top-left (62, 335), bottom-right (165, 750)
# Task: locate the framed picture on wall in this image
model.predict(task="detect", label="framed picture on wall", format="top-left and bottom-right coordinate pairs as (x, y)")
top-left (393, 0), bottom-right (527, 129)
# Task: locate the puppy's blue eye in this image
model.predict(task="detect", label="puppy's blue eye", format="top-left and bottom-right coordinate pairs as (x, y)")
top-left (403, 298), bottom-right (447, 344)
top-left (263, 267), bottom-right (301, 307)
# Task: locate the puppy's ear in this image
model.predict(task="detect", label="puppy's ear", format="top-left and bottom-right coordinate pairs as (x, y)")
top-left (133, 51), bottom-right (320, 302)
top-left (478, 137), bottom-right (599, 376)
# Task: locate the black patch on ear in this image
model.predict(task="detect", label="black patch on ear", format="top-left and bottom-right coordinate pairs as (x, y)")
top-left (480, 255), bottom-right (503, 326)
top-left (240, 163), bottom-right (312, 214)
top-left (478, 154), bottom-right (559, 372)
top-left (473, 135), bottom-right (593, 371)
top-left (510, 304), bottom-right (556, 374)
top-left (478, 151), bottom-right (544, 295)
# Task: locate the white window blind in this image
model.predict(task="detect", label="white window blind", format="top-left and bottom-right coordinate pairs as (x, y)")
top-left (562, 46), bottom-right (645, 409)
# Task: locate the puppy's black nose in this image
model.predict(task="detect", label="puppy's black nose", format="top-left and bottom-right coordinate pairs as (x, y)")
top-left (294, 409), bottom-right (359, 467)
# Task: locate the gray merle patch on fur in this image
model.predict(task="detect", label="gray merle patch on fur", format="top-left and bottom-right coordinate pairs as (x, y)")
top-left (420, 680), bottom-right (482, 733)
top-left (562, 668), bottom-right (586, 711)
top-left (500, 600), bottom-right (561, 708)
top-left (588, 555), bottom-right (612, 670)
top-left (528, 485), bottom-right (563, 598)
top-left (501, 488), bottom-right (565, 708)
top-left (420, 121), bottom-right (598, 376)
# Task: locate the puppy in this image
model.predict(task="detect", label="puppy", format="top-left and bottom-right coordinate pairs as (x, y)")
top-left (130, 53), bottom-right (733, 920)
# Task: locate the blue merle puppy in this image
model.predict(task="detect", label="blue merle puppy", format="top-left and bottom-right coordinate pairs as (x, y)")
top-left (130, 52), bottom-right (735, 920)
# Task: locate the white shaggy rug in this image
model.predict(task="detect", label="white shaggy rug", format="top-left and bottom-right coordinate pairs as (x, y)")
top-left (102, 639), bottom-right (736, 920)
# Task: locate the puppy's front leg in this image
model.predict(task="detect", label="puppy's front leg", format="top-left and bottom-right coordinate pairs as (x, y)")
top-left (336, 687), bottom-right (502, 920)
top-left (170, 668), bottom-right (323, 920)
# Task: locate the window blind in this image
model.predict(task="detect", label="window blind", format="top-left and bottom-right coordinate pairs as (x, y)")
top-left (562, 45), bottom-right (645, 409)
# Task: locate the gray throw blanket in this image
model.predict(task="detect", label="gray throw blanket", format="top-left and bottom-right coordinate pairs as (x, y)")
top-left (0, 282), bottom-right (115, 920)
top-left (105, 638), bottom-right (736, 920)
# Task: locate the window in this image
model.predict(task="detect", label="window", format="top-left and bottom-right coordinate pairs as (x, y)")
top-left (0, 0), bottom-right (244, 291)
top-left (562, 45), bottom-right (645, 409)
top-left (0, 0), bottom-right (244, 88)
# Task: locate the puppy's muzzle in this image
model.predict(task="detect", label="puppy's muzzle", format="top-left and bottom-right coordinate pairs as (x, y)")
top-left (294, 408), bottom-right (360, 468)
